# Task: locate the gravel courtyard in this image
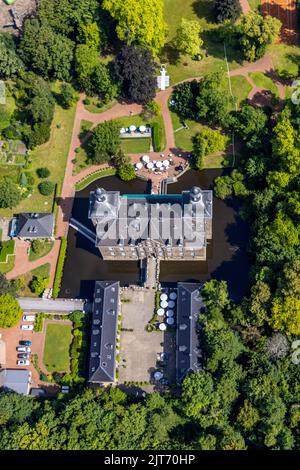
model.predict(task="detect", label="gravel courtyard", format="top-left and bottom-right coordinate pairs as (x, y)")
top-left (119, 288), bottom-right (163, 384)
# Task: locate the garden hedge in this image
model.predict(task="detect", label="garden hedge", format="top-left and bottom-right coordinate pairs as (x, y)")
top-left (52, 237), bottom-right (67, 299)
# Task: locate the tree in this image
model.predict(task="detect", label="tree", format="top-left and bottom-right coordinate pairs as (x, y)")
top-left (37, 167), bottom-right (51, 179)
top-left (88, 120), bottom-right (120, 163)
top-left (172, 80), bottom-right (199, 120)
top-left (30, 276), bottom-right (49, 295)
top-left (197, 72), bottom-right (229, 125)
top-left (265, 333), bottom-right (289, 360)
top-left (192, 127), bottom-right (227, 169)
top-left (102, 0), bottom-right (167, 55)
top-left (60, 83), bottom-right (77, 109)
top-left (182, 371), bottom-right (215, 419)
top-left (78, 22), bottom-right (101, 50)
top-left (113, 45), bottom-right (157, 104)
top-left (0, 294), bottom-right (22, 328)
top-left (175, 19), bottom-right (203, 59)
top-left (38, 181), bottom-right (55, 196)
top-left (0, 273), bottom-right (16, 297)
top-left (75, 44), bottom-right (100, 94)
top-left (0, 33), bottom-right (24, 79)
top-left (91, 63), bottom-right (119, 102)
top-left (231, 105), bottom-right (269, 152)
top-left (214, 0), bottom-right (241, 23)
top-left (0, 178), bottom-right (22, 209)
top-left (271, 296), bottom-right (300, 336)
top-left (238, 12), bottom-right (281, 62)
top-left (19, 19), bottom-right (74, 81)
top-left (37, 0), bottom-right (75, 35)
top-left (118, 163), bottom-right (136, 181)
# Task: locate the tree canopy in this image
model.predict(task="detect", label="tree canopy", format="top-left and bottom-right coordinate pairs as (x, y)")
top-left (102, 0), bottom-right (167, 55)
top-left (0, 294), bottom-right (22, 328)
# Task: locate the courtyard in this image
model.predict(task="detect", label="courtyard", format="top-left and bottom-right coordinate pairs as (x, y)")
top-left (119, 288), bottom-right (176, 388)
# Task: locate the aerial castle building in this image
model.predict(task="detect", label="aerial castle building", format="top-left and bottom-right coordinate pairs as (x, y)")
top-left (88, 187), bottom-right (213, 261)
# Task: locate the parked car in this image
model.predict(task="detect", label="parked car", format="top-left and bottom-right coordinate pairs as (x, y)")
top-left (19, 340), bottom-right (32, 346)
top-left (17, 346), bottom-right (31, 353)
top-left (17, 360), bottom-right (30, 366)
top-left (22, 315), bottom-right (35, 322)
top-left (21, 325), bottom-right (34, 330)
top-left (17, 353), bottom-right (30, 359)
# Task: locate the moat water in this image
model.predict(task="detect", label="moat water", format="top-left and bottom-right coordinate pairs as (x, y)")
top-left (60, 169), bottom-right (250, 301)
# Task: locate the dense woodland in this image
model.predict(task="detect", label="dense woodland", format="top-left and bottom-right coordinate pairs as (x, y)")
top-left (0, 0), bottom-right (300, 450)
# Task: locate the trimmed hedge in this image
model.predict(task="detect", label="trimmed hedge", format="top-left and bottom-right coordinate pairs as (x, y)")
top-left (52, 238), bottom-right (67, 299)
top-left (151, 121), bottom-right (163, 152)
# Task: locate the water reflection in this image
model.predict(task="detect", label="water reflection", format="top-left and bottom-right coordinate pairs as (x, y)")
top-left (60, 170), bottom-right (250, 301)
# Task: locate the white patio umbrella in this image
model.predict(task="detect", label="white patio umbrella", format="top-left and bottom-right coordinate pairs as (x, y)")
top-left (129, 125), bottom-right (136, 132)
top-left (159, 323), bottom-right (167, 331)
top-left (168, 300), bottom-right (175, 308)
top-left (142, 155), bottom-right (150, 163)
top-left (139, 125), bottom-right (146, 133)
top-left (169, 292), bottom-right (177, 300)
top-left (163, 160), bottom-right (170, 167)
top-left (156, 161), bottom-right (163, 168)
top-left (135, 162), bottom-right (143, 170)
top-left (120, 127), bottom-right (126, 134)
top-left (154, 371), bottom-right (163, 380)
top-left (157, 308), bottom-right (165, 316)
top-left (166, 310), bottom-right (174, 317)
top-left (167, 317), bottom-right (175, 325)
top-left (160, 300), bottom-right (168, 309)
top-left (147, 162), bottom-right (154, 169)
top-left (160, 293), bottom-right (168, 301)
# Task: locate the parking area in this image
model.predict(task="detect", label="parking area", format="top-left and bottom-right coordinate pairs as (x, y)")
top-left (0, 315), bottom-right (43, 387)
top-left (119, 288), bottom-right (176, 388)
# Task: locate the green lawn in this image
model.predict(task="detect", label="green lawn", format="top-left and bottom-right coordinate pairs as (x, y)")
top-left (230, 75), bottom-right (252, 107)
top-left (249, 72), bottom-right (279, 97)
top-left (75, 168), bottom-right (116, 191)
top-left (121, 138), bottom-right (151, 154)
top-left (15, 263), bottom-right (50, 297)
top-left (162, 0), bottom-right (242, 84)
top-left (29, 241), bottom-right (54, 262)
top-left (268, 43), bottom-right (300, 77)
top-left (84, 97), bottom-right (117, 114)
top-left (0, 240), bottom-right (15, 273)
top-left (0, 82), bottom-right (77, 218)
top-left (43, 323), bottom-right (72, 372)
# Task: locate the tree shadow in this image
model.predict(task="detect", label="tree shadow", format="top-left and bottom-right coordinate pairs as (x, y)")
top-left (160, 42), bottom-right (181, 66)
top-left (192, 0), bottom-right (216, 24)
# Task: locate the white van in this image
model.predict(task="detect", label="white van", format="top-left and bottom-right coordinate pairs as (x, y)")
top-left (21, 324), bottom-right (34, 330)
top-left (22, 315), bottom-right (35, 322)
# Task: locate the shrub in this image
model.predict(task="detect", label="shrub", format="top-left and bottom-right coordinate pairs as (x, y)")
top-left (34, 313), bottom-right (45, 332)
top-left (118, 163), bottom-right (136, 182)
top-left (151, 121), bottom-right (163, 152)
top-left (31, 239), bottom-right (44, 255)
top-left (37, 167), bottom-right (51, 178)
top-left (38, 180), bottom-right (55, 196)
top-left (30, 276), bottom-right (49, 295)
top-left (52, 238), bottom-right (67, 298)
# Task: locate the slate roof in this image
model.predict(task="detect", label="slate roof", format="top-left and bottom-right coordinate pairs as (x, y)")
top-left (16, 213), bottom-right (54, 238)
top-left (176, 283), bottom-right (203, 383)
top-left (0, 369), bottom-right (30, 395)
top-left (88, 281), bottom-right (120, 383)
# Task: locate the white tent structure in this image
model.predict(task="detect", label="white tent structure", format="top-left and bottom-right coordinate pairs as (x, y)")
top-left (163, 160), bottom-right (170, 167)
top-left (157, 308), bottom-right (165, 316)
top-left (142, 155), bottom-right (150, 163)
top-left (167, 317), bottom-right (175, 325)
top-left (160, 300), bottom-right (168, 309)
top-left (159, 323), bottom-right (167, 331)
top-left (129, 125), bottom-right (136, 132)
top-left (156, 161), bottom-right (163, 168)
top-left (135, 162), bottom-right (143, 170)
top-left (147, 162), bottom-right (154, 170)
top-left (139, 125), bottom-right (146, 133)
top-left (168, 300), bottom-right (175, 308)
top-left (169, 292), bottom-right (177, 300)
top-left (166, 310), bottom-right (174, 317)
top-left (160, 293), bottom-right (168, 301)
top-left (154, 371), bottom-right (163, 380)
top-left (120, 127), bottom-right (126, 134)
